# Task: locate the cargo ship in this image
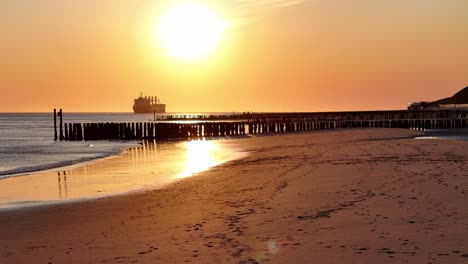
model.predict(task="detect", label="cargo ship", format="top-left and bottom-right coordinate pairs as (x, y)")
top-left (133, 93), bottom-right (166, 113)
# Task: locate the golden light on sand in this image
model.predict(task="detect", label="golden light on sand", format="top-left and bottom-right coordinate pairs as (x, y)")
top-left (179, 140), bottom-right (220, 178)
top-left (157, 2), bottom-right (226, 60)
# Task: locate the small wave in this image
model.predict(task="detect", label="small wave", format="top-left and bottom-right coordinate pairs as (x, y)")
top-left (0, 154), bottom-right (112, 178)
top-left (0, 142), bottom-right (139, 179)
top-left (6, 200), bottom-right (51, 205)
top-left (420, 128), bottom-right (468, 142)
top-left (0, 199), bottom-right (83, 211)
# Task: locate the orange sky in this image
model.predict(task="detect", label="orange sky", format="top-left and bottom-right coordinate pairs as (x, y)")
top-left (1, 0), bottom-right (467, 112)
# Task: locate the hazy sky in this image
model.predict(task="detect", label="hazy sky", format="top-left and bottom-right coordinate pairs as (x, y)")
top-left (1, 0), bottom-right (467, 112)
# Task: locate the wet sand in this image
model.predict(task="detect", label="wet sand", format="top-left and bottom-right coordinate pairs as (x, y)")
top-left (0, 140), bottom-right (244, 210)
top-left (1, 128), bottom-right (467, 263)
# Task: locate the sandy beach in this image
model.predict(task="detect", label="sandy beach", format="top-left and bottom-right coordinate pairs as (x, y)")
top-left (1, 128), bottom-right (467, 263)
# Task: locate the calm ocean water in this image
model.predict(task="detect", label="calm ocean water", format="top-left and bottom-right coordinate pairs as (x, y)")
top-left (0, 112), bottom-right (229, 178)
top-left (419, 128), bottom-right (468, 142)
top-left (0, 113), bottom-right (467, 178)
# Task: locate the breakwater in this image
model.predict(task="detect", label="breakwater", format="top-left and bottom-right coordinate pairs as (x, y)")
top-left (54, 109), bottom-right (468, 141)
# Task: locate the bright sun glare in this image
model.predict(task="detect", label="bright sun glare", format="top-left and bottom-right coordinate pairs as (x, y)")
top-left (179, 140), bottom-right (219, 178)
top-left (157, 2), bottom-right (226, 60)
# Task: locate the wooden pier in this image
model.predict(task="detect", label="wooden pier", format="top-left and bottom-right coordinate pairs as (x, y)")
top-left (53, 109), bottom-right (468, 141)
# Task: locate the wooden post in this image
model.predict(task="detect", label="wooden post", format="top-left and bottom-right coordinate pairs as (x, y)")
top-left (59, 109), bottom-right (64, 141)
top-left (71, 124), bottom-right (76, 141)
top-left (64, 123), bottom-right (68, 140)
top-left (77, 123), bottom-right (83, 140)
top-left (54, 109), bottom-right (58, 141)
top-left (83, 123), bottom-right (88, 140)
top-left (69, 123), bottom-right (74, 141)
top-left (69, 123), bottom-right (73, 140)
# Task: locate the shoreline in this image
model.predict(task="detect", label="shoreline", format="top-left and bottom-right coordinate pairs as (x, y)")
top-left (0, 128), bottom-right (455, 211)
top-left (0, 128), bottom-right (418, 210)
top-left (1, 128), bottom-right (467, 263)
top-left (1, 127), bottom-right (465, 180)
top-left (0, 128), bottom-right (464, 211)
top-left (0, 151), bottom-right (123, 179)
top-left (0, 140), bottom-right (141, 179)
top-left (0, 137), bottom-right (247, 210)
top-left (0, 135), bottom-right (249, 180)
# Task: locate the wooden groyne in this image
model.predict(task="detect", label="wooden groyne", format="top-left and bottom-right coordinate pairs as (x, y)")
top-left (152, 110), bottom-right (468, 122)
top-left (53, 109), bottom-right (468, 141)
top-left (154, 113), bottom-right (248, 121)
top-left (60, 122), bottom-right (246, 141)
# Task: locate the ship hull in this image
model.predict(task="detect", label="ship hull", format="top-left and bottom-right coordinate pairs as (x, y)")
top-left (133, 104), bottom-right (166, 114)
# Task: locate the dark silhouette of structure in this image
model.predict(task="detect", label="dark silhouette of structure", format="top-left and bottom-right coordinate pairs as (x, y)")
top-left (408, 86), bottom-right (468, 110)
top-left (54, 109), bottom-right (468, 141)
top-left (133, 93), bottom-right (166, 114)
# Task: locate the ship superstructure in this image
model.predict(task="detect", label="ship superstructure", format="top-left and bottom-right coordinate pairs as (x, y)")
top-left (133, 93), bottom-right (166, 113)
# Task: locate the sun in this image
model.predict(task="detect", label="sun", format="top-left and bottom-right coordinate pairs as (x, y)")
top-left (157, 3), bottom-right (226, 60)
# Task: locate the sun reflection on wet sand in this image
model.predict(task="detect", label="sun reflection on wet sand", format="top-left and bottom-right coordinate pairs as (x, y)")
top-left (179, 140), bottom-right (221, 178)
top-left (0, 140), bottom-right (246, 210)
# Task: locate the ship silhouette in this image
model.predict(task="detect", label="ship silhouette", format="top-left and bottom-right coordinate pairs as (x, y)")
top-left (133, 93), bottom-right (166, 113)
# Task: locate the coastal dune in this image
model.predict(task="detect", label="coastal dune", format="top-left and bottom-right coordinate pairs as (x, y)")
top-left (1, 128), bottom-right (467, 263)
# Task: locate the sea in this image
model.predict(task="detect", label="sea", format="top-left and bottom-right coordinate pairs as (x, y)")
top-left (416, 128), bottom-right (468, 142)
top-left (0, 112), bottom-right (230, 178)
top-left (0, 112), bottom-right (251, 210)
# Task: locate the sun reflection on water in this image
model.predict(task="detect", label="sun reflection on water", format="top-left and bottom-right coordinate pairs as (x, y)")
top-left (179, 140), bottom-right (221, 178)
top-left (0, 139), bottom-right (246, 209)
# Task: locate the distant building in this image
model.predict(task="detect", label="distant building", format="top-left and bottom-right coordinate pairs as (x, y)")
top-left (408, 86), bottom-right (468, 110)
top-left (407, 102), bottom-right (432, 110)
